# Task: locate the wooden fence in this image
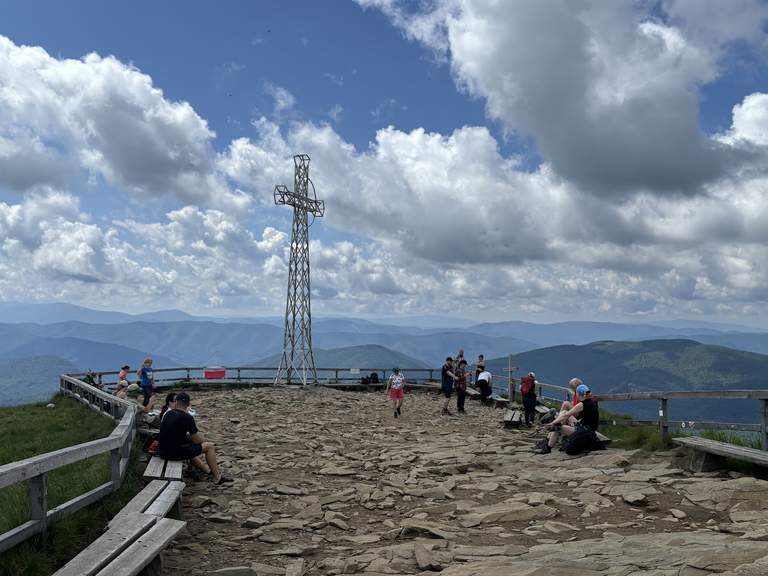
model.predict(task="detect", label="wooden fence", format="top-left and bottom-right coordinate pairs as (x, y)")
top-left (0, 376), bottom-right (137, 553)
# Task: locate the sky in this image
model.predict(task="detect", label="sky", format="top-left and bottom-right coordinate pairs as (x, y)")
top-left (3, 1), bottom-right (768, 326)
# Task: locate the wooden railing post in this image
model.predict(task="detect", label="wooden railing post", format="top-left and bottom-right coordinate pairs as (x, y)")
top-left (110, 447), bottom-right (121, 484)
top-left (659, 398), bottom-right (668, 447)
top-left (761, 399), bottom-right (768, 451)
top-left (31, 473), bottom-right (48, 535)
top-left (508, 354), bottom-right (514, 400)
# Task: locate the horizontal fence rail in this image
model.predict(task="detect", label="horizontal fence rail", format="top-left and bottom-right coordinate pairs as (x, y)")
top-left (0, 376), bottom-right (138, 553)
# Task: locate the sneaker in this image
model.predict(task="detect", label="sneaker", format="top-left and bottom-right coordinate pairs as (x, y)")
top-left (442, 409), bottom-right (453, 416)
top-left (185, 469), bottom-right (204, 480)
top-left (526, 422), bottom-right (533, 428)
top-left (394, 411), bottom-right (398, 418)
top-left (534, 445), bottom-right (552, 455)
top-left (397, 407), bottom-right (402, 416)
top-left (213, 476), bottom-right (234, 485)
top-left (458, 409), bottom-right (467, 414)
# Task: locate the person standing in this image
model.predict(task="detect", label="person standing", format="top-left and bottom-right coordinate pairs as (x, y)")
top-left (385, 367), bottom-right (406, 418)
top-left (440, 357), bottom-right (456, 415)
top-left (454, 349), bottom-right (465, 365)
top-left (455, 359), bottom-right (469, 414)
top-left (138, 358), bottom-right (155, 407)
top-left (520, 371), bottom-right (539, 427)
top-left (119, 365), bottom-right (130, 385)
top-left (474, 354), bottom-right (485, 385)
top-left (476, 368), bottom-right (493, 403)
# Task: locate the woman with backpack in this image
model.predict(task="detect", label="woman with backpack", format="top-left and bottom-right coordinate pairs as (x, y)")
top-left (519, 372), bottom-right (539, 428)
top-left (534, 383), bottom-right (599, 455)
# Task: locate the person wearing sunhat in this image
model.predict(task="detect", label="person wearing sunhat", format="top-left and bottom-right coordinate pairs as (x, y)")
top-left (385, 367), bottom-right (406, 418)
top-left (158, 392), bottom-right (233, 485)
top-left (535, 382), bottom-right (599, 455)
top-left (125, 383), bottom-right (159, 431)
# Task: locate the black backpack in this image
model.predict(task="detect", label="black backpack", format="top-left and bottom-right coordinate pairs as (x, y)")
top-left (361, 375), bottom-right (371, 385)
top-left (561, 425), bottom-right (598, 456)
top-left (370, 372), bottom-right (380, 384)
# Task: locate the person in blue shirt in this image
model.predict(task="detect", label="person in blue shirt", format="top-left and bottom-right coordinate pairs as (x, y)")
top-left (138, 358), bottom-right (155, 407)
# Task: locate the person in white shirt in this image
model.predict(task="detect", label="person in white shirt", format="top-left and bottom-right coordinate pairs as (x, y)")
top-left (477, 370), bottom-right (493, 402)
top-left (385, 367), bottom-right (406, 418)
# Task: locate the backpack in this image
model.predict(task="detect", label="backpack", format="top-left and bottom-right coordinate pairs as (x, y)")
top-left (361, 375), bottom-right (371, 385)
top-left (561, 425), bottom-right (598, 456)
top-left (370, 372), bottom-right (380, 384)
top-left (520, 376), bottom-right (535, 396)
top-left (540, 408), bottom-right (558, 424)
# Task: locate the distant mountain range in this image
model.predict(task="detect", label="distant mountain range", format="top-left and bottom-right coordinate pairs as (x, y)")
top-left (484, 339), bottom-right (768, 424)
top-left (4, 302), bottom-right (768, 420)
top-left (0, 356), bottom-right (84, 408)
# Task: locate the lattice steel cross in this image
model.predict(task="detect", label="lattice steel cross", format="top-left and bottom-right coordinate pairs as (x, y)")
top-left (273, 154), bottom-right (325, 385)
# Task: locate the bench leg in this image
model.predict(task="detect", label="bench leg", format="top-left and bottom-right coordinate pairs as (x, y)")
top-left (689, 449), bottom-right (728, 473)
top-left (169, 497), bottom-right (184, 521)
top-left (138, 551), bottom-right (163, 576)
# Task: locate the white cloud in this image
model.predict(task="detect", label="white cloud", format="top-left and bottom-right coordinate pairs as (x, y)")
top-left (328, 104), bottom-right (344, 122)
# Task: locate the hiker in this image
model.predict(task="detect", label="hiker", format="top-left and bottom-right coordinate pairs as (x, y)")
top-left (118, 365), bottom-right (130, 385)
top-left (455, 359), bottom-right (469, 415)
top-left (535, 384), bottom-right (599, 455)
top-left (81, 371), bottom-right (102, 389)
top-left (520, 371), bottom-right (539, 427)
top-left (385, 367), bottom-right (405, 418)
top-left (476, 368), bottom-right (493, 402)
top-left (137, 358), bottom-right (155, 407)
top-left (561, 378), bottom-right (582, 413)
top-left (441, 357), bottom-right (456, 415)
top-left (125, 383), bottom-right (159, 433)
top-left (113, 380), bottom-right (129, 399)
top-left (454, 349), bottom-right (465, 365)
top-left (160, 392), bottom-right (177, 421)
top-left (474, 354), bottom-right (485, 384)
top-left (158, 392), bottom-right (233, 485)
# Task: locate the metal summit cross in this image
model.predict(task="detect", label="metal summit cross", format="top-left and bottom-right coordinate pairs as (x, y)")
top-left (273, 154), bottom-right (325, 385)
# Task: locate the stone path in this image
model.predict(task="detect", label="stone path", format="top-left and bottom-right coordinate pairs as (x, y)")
top-left (159, 386), bottom-right (768, 576)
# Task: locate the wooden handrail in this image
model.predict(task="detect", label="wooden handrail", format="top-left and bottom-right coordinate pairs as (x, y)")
top-left (0, 376), bottom-right (138, 553)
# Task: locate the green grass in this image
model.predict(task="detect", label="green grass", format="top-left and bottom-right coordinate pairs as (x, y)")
top-left (0, 394), bottom-right (145, 576)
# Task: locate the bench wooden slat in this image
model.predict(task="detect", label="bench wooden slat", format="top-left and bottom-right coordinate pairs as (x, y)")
top-left (535, 405), bottom-right (550, 414)
top-left (54, 513), bottom-right (156, 576)
top-left (164, 460), bottom-right (183, 481)
top-left (111, 480), bottom-right (167, 526)
top-left (672, 437), bottom-right (768, 467)
top-left (94, 517), bottom-right (186, 576)
top-left (144, 481), bottom-right (185, 519)
top-left (143, 457), bottom-right (166, 481)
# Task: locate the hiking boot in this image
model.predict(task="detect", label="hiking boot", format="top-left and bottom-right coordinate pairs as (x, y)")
top-left (394, 411), bottom-right (398, 418)
top-left (397, 407), bottom-right (402, 416)
top-left (442, 409), bottom-right (453, 416)
top-left (534, 445), bottom-right (551, 455)
top-left (526, 422), bottom-right (533, 428)
top-left (458, 409), bottom-right (467, 415)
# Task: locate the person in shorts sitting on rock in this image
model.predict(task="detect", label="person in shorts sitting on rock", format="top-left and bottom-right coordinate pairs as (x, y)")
top-left (158, 392), bottom-right (233, 485)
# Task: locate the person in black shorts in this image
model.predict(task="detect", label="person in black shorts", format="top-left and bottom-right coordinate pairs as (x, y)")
top-left (158, 392), bottom-right (233, 485)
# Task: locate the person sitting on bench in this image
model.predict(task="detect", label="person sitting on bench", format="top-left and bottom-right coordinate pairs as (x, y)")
top-left (158, 392), bottom-right (233, 485)
top-left (535, 383), bottom-right (599, 455)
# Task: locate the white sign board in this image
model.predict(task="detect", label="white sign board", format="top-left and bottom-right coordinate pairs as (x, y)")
top-left (350, 369), bottom-right (360, 375)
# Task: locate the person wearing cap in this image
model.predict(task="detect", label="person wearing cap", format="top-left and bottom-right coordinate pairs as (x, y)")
top-left (535, 383), bottom-right (599, 455)
top-left (385, 367), bottom-right (406, 418)
top-left (158, 392), bottom-right (233, 485)
top-left (520, 371), bottom-right (539, 428)
top-left (560, 378), bottom-right (583, 413)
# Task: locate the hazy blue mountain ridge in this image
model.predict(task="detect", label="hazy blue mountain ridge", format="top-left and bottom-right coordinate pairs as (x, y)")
top-left (0, 356), bottom-right (84, 407)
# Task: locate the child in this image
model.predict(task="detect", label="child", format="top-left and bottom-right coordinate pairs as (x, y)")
top-left (385, 367), bottom-right (406, 418)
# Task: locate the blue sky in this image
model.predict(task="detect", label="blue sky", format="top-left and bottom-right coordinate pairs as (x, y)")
top-left (2, 1), bottom-right (768, 326)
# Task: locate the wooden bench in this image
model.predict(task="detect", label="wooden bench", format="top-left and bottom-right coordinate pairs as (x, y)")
top-left (54, 511), bottom-right (185, 576)
top-left (110, 480), bottom-right (185, 528)
top-left (503, 410), bottom-right (522, 429)
top-left (595, 431), bottom-right (612, 447)
top-left (672, 436), bottom-right (768, 472)
top-left (534, 405), bottom-right (550, 416)
top-left (488, 396), bottom-right (510, 409)
top-left (143, 456), bottom-right (184, 482)
top-left (465, 387), bottom-right (481, 399)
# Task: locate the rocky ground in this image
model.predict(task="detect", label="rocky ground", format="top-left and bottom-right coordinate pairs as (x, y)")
top-left (157, 386), bottom-right (768, 576)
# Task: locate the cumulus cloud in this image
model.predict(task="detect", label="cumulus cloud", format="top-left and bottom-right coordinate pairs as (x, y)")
top-left (354, 0), bottom-right (768, 195)
top-left (0, 35), bottom-right (238, 206)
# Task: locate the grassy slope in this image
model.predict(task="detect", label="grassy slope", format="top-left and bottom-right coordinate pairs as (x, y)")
top-left (0, 394), bottom-right (144, 576)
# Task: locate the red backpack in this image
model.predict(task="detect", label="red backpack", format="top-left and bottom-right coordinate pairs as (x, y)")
top-left (520, 376), bottom-right (535, 396)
